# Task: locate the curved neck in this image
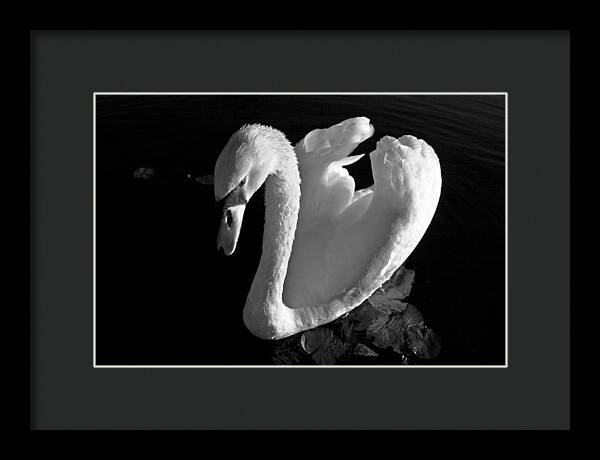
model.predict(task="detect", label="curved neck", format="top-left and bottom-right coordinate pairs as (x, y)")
top-left (247, 146), bottom-right (300, 307)
top-left (242, 140), bottom-right (355, 339)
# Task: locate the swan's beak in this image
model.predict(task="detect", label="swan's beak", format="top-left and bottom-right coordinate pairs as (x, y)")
top-left (217, 204), bottom-right (246, 256)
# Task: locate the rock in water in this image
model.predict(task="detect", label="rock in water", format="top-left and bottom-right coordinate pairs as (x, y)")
top-left (133, 167), bottom-right (155, 179)
top-left (269, 266), bottom-right (441, 365)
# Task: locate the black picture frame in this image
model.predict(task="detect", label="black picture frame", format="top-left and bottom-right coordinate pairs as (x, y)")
top-left (29, 30), bottom-right (570, 429)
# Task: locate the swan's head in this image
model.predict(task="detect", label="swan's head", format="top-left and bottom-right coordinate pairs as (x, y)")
top-left (214, 124), bottom-right (281, 255)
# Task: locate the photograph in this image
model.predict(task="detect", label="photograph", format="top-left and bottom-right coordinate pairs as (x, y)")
top-left (94, 93), bottom-right (507, 367)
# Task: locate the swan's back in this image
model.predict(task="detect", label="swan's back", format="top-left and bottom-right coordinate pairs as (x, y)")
top-left (282, 117), bottom-right (441, 310)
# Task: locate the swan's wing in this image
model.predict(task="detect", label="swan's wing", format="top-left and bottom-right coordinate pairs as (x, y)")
top-left (284, 119), bottom-right (441, 315)
top-left (294, 117), bottom-right (375, 223)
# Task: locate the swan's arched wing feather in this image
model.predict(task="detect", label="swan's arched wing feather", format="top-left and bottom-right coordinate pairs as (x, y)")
top-left (284, 121), bottom-right (441, 316)
top-left (295, 117), bottom-right (375, 221)
top-left (301, 117), bottom-right (374, 159)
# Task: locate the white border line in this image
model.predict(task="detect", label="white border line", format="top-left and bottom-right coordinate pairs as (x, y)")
top-left (94, 92), bottom-right (507, 96)
top-left (93, 92), bottom-right (508, 369)
top-left (93, 93), bottom-right (97, 368)
top-left (505, 95), bottom-right (509, 367)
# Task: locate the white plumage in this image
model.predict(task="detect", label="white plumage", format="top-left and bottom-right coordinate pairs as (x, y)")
top-left (214, 117), bottom-right (441, 339)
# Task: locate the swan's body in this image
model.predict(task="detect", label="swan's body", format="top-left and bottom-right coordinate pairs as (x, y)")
top-left (214, 117), bottom-right (441, 340)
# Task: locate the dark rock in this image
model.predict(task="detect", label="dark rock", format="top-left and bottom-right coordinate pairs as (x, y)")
top-left (354, 343), bottom-right (379, 357)
top-left (402, 303), bottom-right (424, 327)
top-left (270, 266), bottom-right (440, 365)
top-left (271, 334), bottom-right (305, 364)
top-left (301, 328), bottom-right (331, 354)
top-left (301, 328), bottom-right (351, 364)
top-left (368, 267), bottom-right (415, 313)
top-left (133, 167), bottom-right (155, 179)
top-left (406, 326), bottom-right (442, 360)
top-left (345, 300), bottom-right (387, 331)
top-left (311, 347), bottom-right (337, 365)
top-left (195, 174), bottom-right (214, 185)
top-left (368, 314), bottom-right (405, 350)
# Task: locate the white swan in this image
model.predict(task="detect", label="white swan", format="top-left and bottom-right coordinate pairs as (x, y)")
top-left (214, 117), bottom-right (441, 340)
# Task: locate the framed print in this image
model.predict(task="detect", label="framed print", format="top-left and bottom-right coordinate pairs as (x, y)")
top-left (30, 30), bottom-right (570, 429)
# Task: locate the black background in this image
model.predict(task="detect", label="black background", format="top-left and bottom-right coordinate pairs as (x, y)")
top-left (95, 94), bottom-right (506, 366)
top-left (30, 31), bottom-right (569, 429)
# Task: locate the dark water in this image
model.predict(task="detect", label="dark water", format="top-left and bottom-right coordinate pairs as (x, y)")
top-left (96, 94), bottom-right (506, 365)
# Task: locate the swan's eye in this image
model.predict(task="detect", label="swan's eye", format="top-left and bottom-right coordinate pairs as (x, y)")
top-left (239, 177), bottom-right (246, 187)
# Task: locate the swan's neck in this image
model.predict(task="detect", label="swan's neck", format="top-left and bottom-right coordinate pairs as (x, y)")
top-left (247, 145), bottom-right (300, 309)
top-left (242, 136), bottom-right (355, 339)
